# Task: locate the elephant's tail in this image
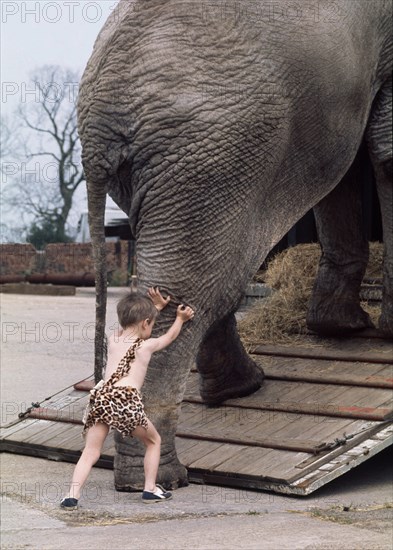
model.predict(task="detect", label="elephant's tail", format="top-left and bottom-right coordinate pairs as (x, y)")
top-left (87, 182), bottom-right (107, 382)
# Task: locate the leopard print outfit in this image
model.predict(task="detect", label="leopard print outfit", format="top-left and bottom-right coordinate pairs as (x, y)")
top-left (82, 338), bottom-right (148, 438)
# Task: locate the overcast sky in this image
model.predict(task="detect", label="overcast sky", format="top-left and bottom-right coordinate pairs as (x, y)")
top-left (1, 1), bottom-right (120, 238)
top-left (1, 0), bottom-right (116, 113)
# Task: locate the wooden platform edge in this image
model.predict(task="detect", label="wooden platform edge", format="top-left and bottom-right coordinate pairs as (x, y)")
top-left (187, 426), bottom-right (393, 495)
top-left (1, 420), bottom-right (391, 496)
top-left (290, 425), bottom-right (393, 495)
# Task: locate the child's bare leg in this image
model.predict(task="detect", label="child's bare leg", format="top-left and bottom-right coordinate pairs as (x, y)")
top-left (66, 422), bottom-right (109, 499)
top-left (132, 419), bottom-right (161, 492)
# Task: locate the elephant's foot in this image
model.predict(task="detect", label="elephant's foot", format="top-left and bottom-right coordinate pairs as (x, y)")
top-left (114, 433), bottom-right (188, 491)
top-left (200, 356), bottom-right (264, 407)
top-left (197, 313), bottom-right (264, 406)
top-left (307, 263), bottom-right (374, 335)
top-left (114, 453), bottom-right (188, 492)
top-left (307, 300), bottom-right (373, 335)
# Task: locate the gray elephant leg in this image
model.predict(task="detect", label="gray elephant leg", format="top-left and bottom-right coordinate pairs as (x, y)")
top-left (114, 332), bottom-right (196, 491)
top-left (115, 407), bottom-right (188, 491)
top-left (307, 150), bottom-right (373, 335)
top-left (366, 77), bottom-right (393, 335)
top-left (196, 312), bottom-right (264, 406)
top-left (113, 301), bottom-right (204, 490)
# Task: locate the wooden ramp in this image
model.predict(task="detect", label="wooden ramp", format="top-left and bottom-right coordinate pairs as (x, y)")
top-left (1, 334), bottom-right (392, 495)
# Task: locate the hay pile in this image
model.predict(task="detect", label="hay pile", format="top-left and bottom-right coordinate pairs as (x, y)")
top-left (239, 242), bottom-right (383, 346)
top-left (364, 242), bottom-right (384, 279)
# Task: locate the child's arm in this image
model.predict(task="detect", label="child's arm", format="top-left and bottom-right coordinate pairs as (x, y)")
top-left (148, 287), bottom-right (171, 311)
top-left (144, 305), bottom-right (194, 353)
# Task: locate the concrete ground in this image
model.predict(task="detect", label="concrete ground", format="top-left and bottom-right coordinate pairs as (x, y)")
top-left (1, 290), bottom-right (393, 549)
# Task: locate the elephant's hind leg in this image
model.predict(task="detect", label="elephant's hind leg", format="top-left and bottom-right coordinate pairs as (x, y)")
top-left (307, 148), bottom-right (373, 335)
top-left (366, 76), bottom-right (393, 336)
top-left (196, 313), bottom-right (264, 406)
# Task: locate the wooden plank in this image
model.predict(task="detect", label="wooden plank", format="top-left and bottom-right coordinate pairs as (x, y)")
top-left (53, 428), bottom-right (86, 451)
top-left (180, 403), bottom-right (329, 439)
top-left (47, 393), bottom-right (89, 413)
top-left (244, 415), bottom-right (383, 467)
top-left (39, 393), bottom-right (86, 411)
top-left (180, 404), bottom-right (254, 433)
top-left (175, 439), bottom-right (206, 466)
top-left (209, 421), bottom-right (387, 483)
top-left (183, 373), bottom-right (393, 420)
top-left (247, 414), bottom-right (365, 446)
top-left (274, 383), bottom-right (393, 420)
top-left (175, 440), bottom-right (225, 467)
top-left (253, 355), bottom-right (393, 389)
top-left (259, 379), bottom-right (350, 408)
top-left (1, 419), bottom-right (85, 452)
top-left (178, 402), bottom-right (215, 429)
top-left (21, 420), bottom-right (81, 446)
top-left (277, 418), bottom-right (375, 445)
top-left (180, 402), bottom-right (376, 444)
top-left (5, 416), bottom-right (113, 455)
top-left (3, 419), bottom-right (56, 443)
top-left (175, 436), bottom-right (201, 455)
top-left (19, 420), bottom-right (75, 445)
top-left (65, 395), bottom-right (90, 418)
top-left (177, 425), bottom-right (332, 454)
top-left (178, 398), bottom-right (385, 461)
top-left (0, 418), bottom-right (41, 440)
top-left (187, 428), bottom-right (391, 494)
top-left (211, 446), bottom-right (309, 482)
top-left (186, 443), bottom-right (250, 470)
top-left (42, 423), bottom-right (83, 447)
top-left (251, 338), bottom-right (393, 364)
top-left (213, 446), bottom-right (277, 476)
top-left (239, 450), bottom-right (310, 479)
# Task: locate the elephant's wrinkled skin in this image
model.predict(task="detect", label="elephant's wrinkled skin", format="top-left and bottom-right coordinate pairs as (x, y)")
top-left (78, 0), bottom-right (392, 489)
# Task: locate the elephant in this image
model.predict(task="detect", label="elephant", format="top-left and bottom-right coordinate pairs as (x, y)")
top-left (77, 0), bottom-right (392, 489)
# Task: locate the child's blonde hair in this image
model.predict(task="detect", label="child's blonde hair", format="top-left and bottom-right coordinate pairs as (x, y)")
top-left (117, 291), bottom-right (158, 328)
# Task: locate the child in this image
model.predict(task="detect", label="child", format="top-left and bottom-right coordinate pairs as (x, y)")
top-left (60, 288), bottom-right (194, 509)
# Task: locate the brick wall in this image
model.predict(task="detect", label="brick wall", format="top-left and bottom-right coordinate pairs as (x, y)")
top-left (0, 244), bottom-right (37, 276)
top-left (0, 242), bottom-right (131, 285)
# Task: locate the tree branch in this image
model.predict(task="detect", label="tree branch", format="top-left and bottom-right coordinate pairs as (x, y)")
top-left (5, 65), bottom-right (83, 243)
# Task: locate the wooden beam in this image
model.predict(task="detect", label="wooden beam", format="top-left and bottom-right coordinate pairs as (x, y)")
top-left (176, 430), bottom-right (331, 455)
top-left (251, 342), bottom-right (393, 365)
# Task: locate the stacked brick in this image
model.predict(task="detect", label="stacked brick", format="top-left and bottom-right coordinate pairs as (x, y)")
top-left (0, 244), bottom-right (37, 276)
top-left (0, 242), bottom-right (131, 286)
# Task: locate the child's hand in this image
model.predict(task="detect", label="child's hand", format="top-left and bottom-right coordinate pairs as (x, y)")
top-left (148, 287), bottom-right (171, 311)
top-left (177, 304), bottom-right (195, 322)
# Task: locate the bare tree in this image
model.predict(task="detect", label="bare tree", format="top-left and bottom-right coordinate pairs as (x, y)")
top-left (1, 115), bottom-right (26, 242)
top-left (3, 65), bottom-right (85, 244)
top-left (1, 115), bottom-right (20, 160)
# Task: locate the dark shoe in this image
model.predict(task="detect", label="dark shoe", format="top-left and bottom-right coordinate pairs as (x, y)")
top-left (142, 484), bottom-right (172, 503)
top-left (60, 497), bottom-right (78, 510)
